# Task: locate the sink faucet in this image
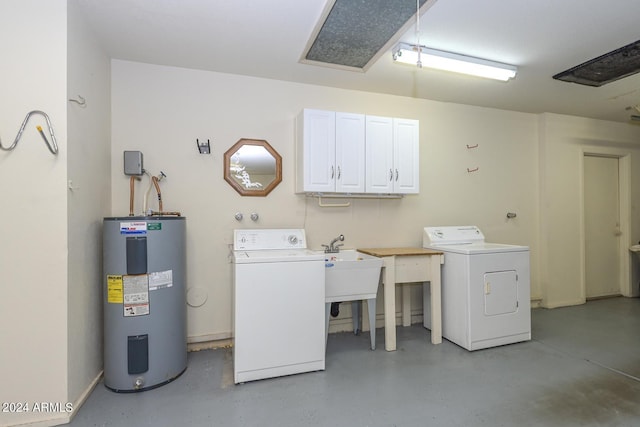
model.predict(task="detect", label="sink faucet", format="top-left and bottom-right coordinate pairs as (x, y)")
top-left (322, 234), bottom-right (344, 254)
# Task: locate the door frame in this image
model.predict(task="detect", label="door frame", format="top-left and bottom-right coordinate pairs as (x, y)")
top-left (579, 148), bottom-right (632, 300)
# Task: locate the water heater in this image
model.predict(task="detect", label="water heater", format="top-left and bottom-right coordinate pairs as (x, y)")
top-left (103, 216), bottom-right (187, 392)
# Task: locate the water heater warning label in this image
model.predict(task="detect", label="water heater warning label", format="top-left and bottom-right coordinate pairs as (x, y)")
top-left (107, 275), bottom-right (124, 303)
top-left (149, 270), bottom-right (173, 290)
top-left (123, 274), bottom-right (150, 317)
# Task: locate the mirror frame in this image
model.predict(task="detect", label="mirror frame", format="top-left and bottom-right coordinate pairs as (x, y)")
top-left (223, 138), bottom-right (282, 197)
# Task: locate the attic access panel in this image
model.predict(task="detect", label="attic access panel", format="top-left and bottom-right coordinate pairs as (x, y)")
top-left (553, 39), bottom-right (640, 87)
top-left (303, 0), bottom-right (429, 70)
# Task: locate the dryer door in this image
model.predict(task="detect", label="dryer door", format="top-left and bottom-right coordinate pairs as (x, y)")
top-left (484, 270), bottom-right (518, 315)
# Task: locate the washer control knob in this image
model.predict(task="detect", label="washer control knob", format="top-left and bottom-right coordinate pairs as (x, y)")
top-left (288, 235), bottom-right (298, 245)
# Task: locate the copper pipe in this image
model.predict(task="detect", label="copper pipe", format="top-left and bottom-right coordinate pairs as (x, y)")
top-left (152, 175), bottom-right (163, 212)
top-left (129, 176), bottom-right (136, 216)
top-left (149, 210), bottom-right (181, 217)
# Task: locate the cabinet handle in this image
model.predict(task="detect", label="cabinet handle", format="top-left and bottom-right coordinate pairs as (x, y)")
top-left (331, 166), bottom-right (335, 179)
top-left (389, 169), bottom-right (393, 181)
top-left (337, 166), bottom-right (341, 180)
top-left (395, 169), bottom-right (399, 181)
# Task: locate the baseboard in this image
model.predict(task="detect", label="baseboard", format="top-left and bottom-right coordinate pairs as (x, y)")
top-left (2, 415), bottom-right (69, 427)
top-left (188, 339), bottom-right (231, 352)
top-left (67, 371), bottom-right (103, 425)
top-left (2, 409), bottom-right (71, 427)
top-left (0, 372), bottom-right (102, 427)
top-left (187, 332), bottom-right (231, 344)
top-left (586, 293), bottom-right (622, 301)
top-left (542, 298), bottom-right (586, 309)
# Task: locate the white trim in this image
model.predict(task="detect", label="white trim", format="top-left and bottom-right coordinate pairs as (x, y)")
top-left (580, 147), bottom-right (632, 299)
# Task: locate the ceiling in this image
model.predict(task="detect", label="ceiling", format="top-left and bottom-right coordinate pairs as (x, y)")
top-left (75, 0), bottom-right (640, 123)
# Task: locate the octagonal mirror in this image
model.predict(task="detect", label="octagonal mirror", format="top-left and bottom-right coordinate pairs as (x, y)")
top-left (224, 138), bottom-right (282, 196)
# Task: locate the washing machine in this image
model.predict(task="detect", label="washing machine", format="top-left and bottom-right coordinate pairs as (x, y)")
top-left (423, 226), bottom-right (530, 351)
top-left (232, 229), bottom-right (325, 383)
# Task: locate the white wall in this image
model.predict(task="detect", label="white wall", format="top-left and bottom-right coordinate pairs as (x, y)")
top-left (1, 2), bottom-right (110, 426)
top-left (66, 0), bottom-right (111, 411)
top-left (539, 113), bottom-right (640, 307)
top-left (0, 1), bottom-right (69, 426)
top-left (3, 8), bottom-right (640, 425)
top-left (111, 60), bottom-right (541, 340)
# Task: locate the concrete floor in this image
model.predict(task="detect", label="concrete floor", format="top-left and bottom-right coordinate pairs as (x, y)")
top-left (69, 297), bottom-right (640, 427)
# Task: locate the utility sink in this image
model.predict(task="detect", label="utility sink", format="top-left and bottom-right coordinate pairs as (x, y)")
top-left (316, 249), bottom-right (383, 351)
top-left (319, 250), bottom-right (383, 302)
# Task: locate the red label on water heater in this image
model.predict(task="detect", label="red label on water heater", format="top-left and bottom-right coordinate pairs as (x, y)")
top-left (120, 221), bottom-right (147, 234)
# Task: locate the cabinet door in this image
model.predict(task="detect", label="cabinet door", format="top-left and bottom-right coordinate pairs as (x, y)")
top-left (299, 109), bottom-right (335, 192)
top-left (335, 112), bottom-right (365, 193)
top-left (365, 115), bottom-right (394, 193)
top-left (393, 118), bottom-right (419, 194)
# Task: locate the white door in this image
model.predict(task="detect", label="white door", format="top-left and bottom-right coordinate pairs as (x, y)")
top-left (393, 118), bottom-right (420, 194)
top-left (584, 155), bottom-right (621, 298)
top-left (300, 109), bottom-right (335, 192)
top-left (335, 112), bottom-right (365, 193)
top-left (365, 115), bottom-right (394, 193)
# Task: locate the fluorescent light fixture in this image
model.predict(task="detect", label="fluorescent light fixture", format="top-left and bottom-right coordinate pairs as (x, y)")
top-left (392, 42), bottom-right (517, 81)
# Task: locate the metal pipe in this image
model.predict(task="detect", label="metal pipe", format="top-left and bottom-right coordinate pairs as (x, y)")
top-left (0, 110), bottom-right (58, 155)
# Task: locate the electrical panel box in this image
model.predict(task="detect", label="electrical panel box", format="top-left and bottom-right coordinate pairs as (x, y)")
top-left (124, 151), bottom-right (144, 176)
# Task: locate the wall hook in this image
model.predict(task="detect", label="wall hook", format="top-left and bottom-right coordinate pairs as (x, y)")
top-left (466, 144), bottom-right (479, 149)
top-left (68, 95), bottom-right (86, 107)
top-left (0, 110), bottom-right (58, 155)
top-left (467, 167), bottom-right (479, 173)
top-left (196, 139), bottom-right (211, 154)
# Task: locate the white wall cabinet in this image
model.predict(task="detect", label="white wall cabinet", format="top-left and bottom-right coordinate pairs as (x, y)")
top-left (296, 109), bottom-right (419, 195)
top-left (296, 109), bottom-right (365, 193)
top-left (364, 115), bottom-right (394, 193)
top-left (364, 116), bottom-right (419, 194)
top-left (393, 117), bottom-right (420, 194)
top-left (335, 112), bottom-right (366, 193)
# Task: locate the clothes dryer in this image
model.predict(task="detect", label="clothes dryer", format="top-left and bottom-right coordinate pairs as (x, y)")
top-left (423, 226), bottom-right (530, 351)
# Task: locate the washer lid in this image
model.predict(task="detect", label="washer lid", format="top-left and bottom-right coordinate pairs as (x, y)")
top-left (233, 249), bottom-right (325, 263)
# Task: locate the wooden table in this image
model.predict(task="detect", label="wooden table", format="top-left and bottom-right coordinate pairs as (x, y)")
top-left (358, 247), bottom-right (444, 351)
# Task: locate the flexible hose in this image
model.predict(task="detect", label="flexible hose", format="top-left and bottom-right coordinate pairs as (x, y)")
top-left (152, 176), bottom-right (163, 212)
top-left (143, 171), bottom-right (153, 215)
